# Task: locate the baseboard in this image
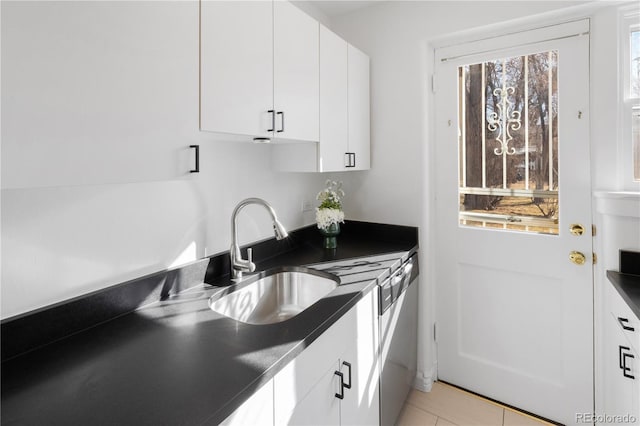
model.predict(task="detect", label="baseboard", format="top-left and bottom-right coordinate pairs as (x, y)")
top-left (414, 368), bottom-right (435, 392)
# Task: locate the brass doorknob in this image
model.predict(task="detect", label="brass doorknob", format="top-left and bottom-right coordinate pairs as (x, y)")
top-left (570, 224), bottom-right (585, 236)
top-left (569, 251), bottom-right (586, 265)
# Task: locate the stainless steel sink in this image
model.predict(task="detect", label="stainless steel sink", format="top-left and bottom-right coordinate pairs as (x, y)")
top-left (209, 266), bottom-right (340, 325)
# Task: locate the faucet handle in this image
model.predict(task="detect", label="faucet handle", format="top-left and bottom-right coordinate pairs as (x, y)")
top-left (246, 248), bottom-right (256, 273)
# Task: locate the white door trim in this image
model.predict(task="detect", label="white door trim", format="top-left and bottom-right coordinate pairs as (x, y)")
top-left (435, 18), bottom-right (589, 64)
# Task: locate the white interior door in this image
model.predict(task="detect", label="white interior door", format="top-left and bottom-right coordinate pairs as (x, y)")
top-left (434, 20), bottom-right (593, 425)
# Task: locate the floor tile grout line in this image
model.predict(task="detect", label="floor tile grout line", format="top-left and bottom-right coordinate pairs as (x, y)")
top-left (405, 399), bottom-right (460, 426)
top-left (503, 406), bottom-right (555, 426)
top-left (437, 381), bottom-right (513, 411)
top-left (405, 399), bottom-right (441, 419)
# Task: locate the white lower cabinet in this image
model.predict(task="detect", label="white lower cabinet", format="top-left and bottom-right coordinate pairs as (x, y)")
top-left (274, 360), bottom-right (341, 425)
top-left (274, 289), bottom-right (379, 425)
top-left (221, 289), bottom-right (379, 426)
top-left (220, 379), bottom-right (274, 426)
top-left (600, 284), bottom-right (640, 425)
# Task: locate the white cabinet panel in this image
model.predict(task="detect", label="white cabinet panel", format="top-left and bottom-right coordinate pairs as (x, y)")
top-left (275, 361), bottom-right (341, 425)
top-left (200, 1), bottom-right (319, 143)
top-left (221, 379), bottom-right (274, 426)
top-left (273, 1), bottom-right (320, 142)
top-left (273, 289), bottom-right (379, 426)
top-left (272, 29), bottom-right (370, 172)
top-left (2, 2), bottom-right (199, 188)
top-left (600, 284), bottom-right (640, 425)
top-left (347, 44), bottom-right (371, 171)
top-left (340, 289), bottom-right (380, 426)
top-left (274, 302), bottom-right (354, 424)
top-left (200, 1), bottom-right (273, 138)
top-left (319, 25), bottom-right (349, 172)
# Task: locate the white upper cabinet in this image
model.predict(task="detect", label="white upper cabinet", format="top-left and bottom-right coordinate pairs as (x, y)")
top-left (318, 25), bottom-right (349, 172)
top-left (273, 1), bottom-right (320, 142)
top-left (200, 1), bottom-right (273, 138)
top-left (347, 44), bottom-right (371, 171)
top-left (273, 25), bottom-right (370, 172)
top-left (200, 0), bottom-right (319, 143)
top-left (2, 2), bottom-right (200, 188)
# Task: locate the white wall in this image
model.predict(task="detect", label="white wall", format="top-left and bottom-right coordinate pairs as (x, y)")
top-left (330, 0), bottom-right (628, 390)
top-left (0, 1), bottom-right (335, 319)
top-left (2, 0), bottom-right (630, 349)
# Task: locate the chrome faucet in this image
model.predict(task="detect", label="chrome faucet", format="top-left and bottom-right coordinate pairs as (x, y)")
top-left (230, 198), bottom-right (288, 279)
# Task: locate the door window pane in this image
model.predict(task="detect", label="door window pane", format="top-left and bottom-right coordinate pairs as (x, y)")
top-left (458, 51), bottom-right (559, 235)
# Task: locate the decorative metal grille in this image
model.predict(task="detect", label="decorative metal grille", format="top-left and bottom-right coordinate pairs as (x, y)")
top-left (487, 86), bottom-right (521, 156)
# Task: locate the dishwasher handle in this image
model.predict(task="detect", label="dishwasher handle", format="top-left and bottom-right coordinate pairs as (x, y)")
top-left (378, 254), bottom-right (419, 316)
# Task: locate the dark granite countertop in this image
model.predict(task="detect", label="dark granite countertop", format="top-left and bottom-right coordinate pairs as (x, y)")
top-left (607, 270), bottom-right (640, 320)
top-left (1, 222), bottom-right (418, 426)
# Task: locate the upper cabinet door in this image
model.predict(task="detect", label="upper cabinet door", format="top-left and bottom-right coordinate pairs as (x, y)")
top-left (200, 1), bottom-right (273, 138)
top-left (348, 44), bottom-right (371, 170)
top-left (319, 25), bottom-right (348, 172)
top-left (273, 1), bottom-right (319, 143)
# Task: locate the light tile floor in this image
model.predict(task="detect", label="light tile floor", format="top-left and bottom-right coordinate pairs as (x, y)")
top-left (397, 382), bottom-right (554, 426)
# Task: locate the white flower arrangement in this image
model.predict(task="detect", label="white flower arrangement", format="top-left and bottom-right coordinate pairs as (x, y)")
top-left (316, 208), bottom-right (345, 230)
top-left (315, 180), bottom-right (345, 230)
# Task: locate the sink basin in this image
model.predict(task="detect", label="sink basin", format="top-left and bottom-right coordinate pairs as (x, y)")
top-left (209, 266), bottom-right (340, 325)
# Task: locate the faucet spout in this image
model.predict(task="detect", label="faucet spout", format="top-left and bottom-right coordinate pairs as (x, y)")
top-left (230, 198), bottom-right (288, 279)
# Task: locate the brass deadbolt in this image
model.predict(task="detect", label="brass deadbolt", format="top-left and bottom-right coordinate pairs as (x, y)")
top-left (570, 224), bottom-right (585, 236)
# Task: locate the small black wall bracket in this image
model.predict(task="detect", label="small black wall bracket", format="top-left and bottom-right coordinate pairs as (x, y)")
top-left (190, 145), bottom-right (200, 173)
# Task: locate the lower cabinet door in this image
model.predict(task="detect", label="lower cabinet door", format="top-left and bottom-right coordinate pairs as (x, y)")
top-left (340, 290), bottom-right (380, 426)
top-left (601, 285), bottom-right (640, 425)
top-left (221, 379), bottom-right (274, 426)
top-left (273, 302), bottom-right (355, 425)
top-left (273, 289), bottom-right (379, 426)
top-left (275, 361), bottom-right (341, 425)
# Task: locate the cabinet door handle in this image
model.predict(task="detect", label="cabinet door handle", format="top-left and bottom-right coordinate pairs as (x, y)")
top-left (277, 111), bottom-right (284, 133)
top-left (623, 353), bottom-right (635, 379)
top-left (189, 145), bottom-right (200, 173)
top-left (345, 152), bottom-right (356, 168)
top-left (619, 345), bottom-right (636, 379)
top-left (618, 317), bottom-right (635, 331)
top-left (342, 361), bottom-right (352, 390)
top-left (334, 371), bottom-right (344, 399)
top-left (267, 110), bottom-right (275, 132)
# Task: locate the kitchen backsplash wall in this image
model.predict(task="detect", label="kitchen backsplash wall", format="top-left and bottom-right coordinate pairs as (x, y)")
top-left (0, 1), bottom-right (337, 319)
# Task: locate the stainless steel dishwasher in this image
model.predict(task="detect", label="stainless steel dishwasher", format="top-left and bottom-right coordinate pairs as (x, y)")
top-left (379, 253), bottom-right (419, 426)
